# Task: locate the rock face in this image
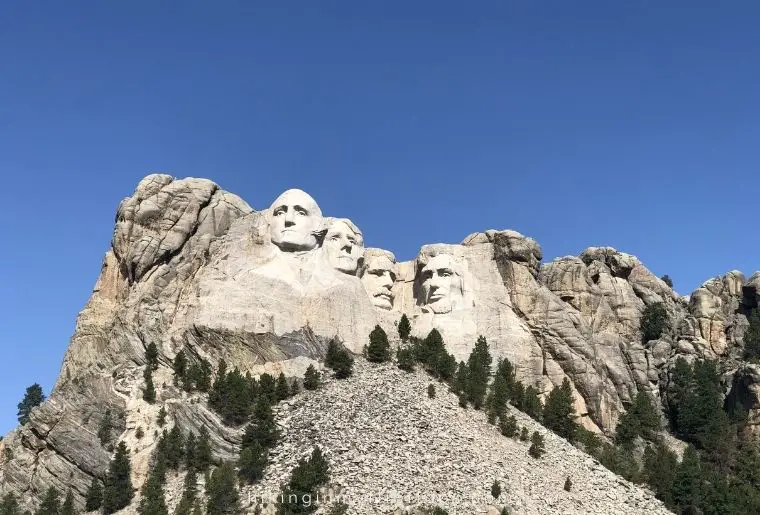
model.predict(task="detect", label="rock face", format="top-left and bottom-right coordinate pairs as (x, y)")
top-left (0, 174), bottom-right (757, 511)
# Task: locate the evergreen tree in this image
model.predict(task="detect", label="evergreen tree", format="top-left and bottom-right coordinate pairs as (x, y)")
top-left (743, 308), bottom-right (760, 361)
top-left (303, 365), bottom-right (320, 391)
top-left (643, 443), bottom-right (677, 507)
top-left (396, 347), bottom-right (415, 372)
top-left (275, 373), bottom-right (291, 401)
top-left (511, 382), bottom-right (526, 410)
top-left (640, 303), bottom-right (668, 342)
top-left (491, 480), bottom-right (501, 499)
top-left (499, 415), bottom-right (518, 438)
top-left (60, 491), bottom-right (75, 515)
top-left (416, 329), bottom-right (445, 371)
top-left (85, 479), bottom-right (104, 511)
top-left (452, 362), bottom-right (468, 397)
top-left (209, 360), bottom-right (228, 411)
top-left (519, 427), bottom-right (529, 442)
top-left (185, 432), bottom-right (197, 471)
top-left (528, 431), bottom-right (546, 458)
top-left (522, 386), bottom-right (542, 421)
top-left (564, 477), bottom-right (572, 492)
top-left (98, 409), bottom-right (114, 445)
top-left (258, 373), bottom-right (276, 404)
top-left (290, 379), bottom-right (300, 396)
top-left (542, 378), bottom-right (576, 441)
top-left (495, 358), bottom-right (517, 401)
top-left (157, 406), bottom-right (167, 427)
top-left (465, 336), bottom-right (492, 410)
top-left (366, 325), bottom-right (391, 363)
top-left (660, 275), bottom-right (674, 288)
top-left (672, 445), bottom-right (701, 514)
top-left (194, 427), bottom-right (213, 472)
top-left (143, 366), bottom-right (157, 404)
top-left (173, 350), bottom-right (187, 386)
top-left (138, 470), bottom-right (169, 515)
top-left (277, 447), bottom-right (330, 514)
top-left (325, 340), bottom-right (354, 379)
top-left (220, 368), bottom-right (253, 425)
top-left (427, 384), bottom-right (436, 398)
top-left (17, 383), bottom-right (45, 425)
top-left (238, 441), bottom-right (268, 483)
top-left (35, 487), bottom-right (59, 515)
top-left (165, 426), bottom-right (186, 470)
top-left (245, 395), bottom-right (280, 449)
top-left (174, 470), bottom-right (198, 515)
top-left (103, 442), bottom-right (134, 514)
top-left (615, 409), bottom-right (640, 449)
top-left (206, 463), bottom-right (240, 515)
top-left (436, 352), bottom-right (457, 381)
top-left (146, 342), bottom-right (159, 370)
top-left (0, 493), bottom-right (19, 515)
top-left (398, 314), bottom-right (411, 342)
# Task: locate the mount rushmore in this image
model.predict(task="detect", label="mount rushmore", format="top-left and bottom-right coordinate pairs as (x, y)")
top-left (1, 173), bottom-right (759, 509)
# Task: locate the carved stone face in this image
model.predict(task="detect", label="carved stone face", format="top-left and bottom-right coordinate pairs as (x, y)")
top-left (420, 254), bottom-right (463, 314)
top-left (269, 189), bottom-right (323, 252)
top-left (361, 255), bottom-right (396, 310)
top-left (324, 219), bottom-right (364, 274)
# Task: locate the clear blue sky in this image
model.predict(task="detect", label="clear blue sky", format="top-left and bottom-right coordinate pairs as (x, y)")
top-left (1, 1), bottom-right (758, 434)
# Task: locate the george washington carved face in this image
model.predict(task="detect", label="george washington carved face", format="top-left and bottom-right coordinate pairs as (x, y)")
top-left (324, 218), bottom-right (364, 274)
top-left (419, 254), bottom-right (464, 314)
top-left (268, 189), bottom-right (323, 252)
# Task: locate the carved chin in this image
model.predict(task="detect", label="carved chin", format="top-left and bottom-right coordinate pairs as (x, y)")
top-left (272, 233), bottom-right (317, 251)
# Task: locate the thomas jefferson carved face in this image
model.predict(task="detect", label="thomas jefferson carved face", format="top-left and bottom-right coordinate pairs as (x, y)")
top-left (420, 254), bottom-right (464, 314)
top-left (324, 219), bottom-right (364, 274)
top-left (360, 253), bottom-right (396, 310)
top-left (268, 189), bottom-right (323, 252)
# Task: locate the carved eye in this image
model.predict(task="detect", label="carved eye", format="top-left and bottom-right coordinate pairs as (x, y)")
top-left (331, 235), bottom-right (340, 241)
top-left (295, 207), bottom-right (308, 216)
top-left (439, 269), bottom-right (453, 278)
top-left (273, 207), bottom-right (286, 216)
top-left (370, 269), bottom-right (383, 276)
top-left (347, 238), bottom-right (356, 245)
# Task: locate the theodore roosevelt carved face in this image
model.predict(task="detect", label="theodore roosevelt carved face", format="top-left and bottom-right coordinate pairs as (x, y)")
top-left (359, 249), bottom-right (396, 310)
top-left (419, 254), bottom-right (465, 314)
top-left (268, 189), bottom-right (323, 252)
top-left (324, 218), bottom-right (364, 274)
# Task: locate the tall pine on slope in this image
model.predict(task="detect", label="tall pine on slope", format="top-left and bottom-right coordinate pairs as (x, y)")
top-left (17, 383), bottom-right (45, 425)
top-left (35, 487), bottom-right (59, 515)
top-left (542, 378), bottom-right (577, 441)
top-left (398, 314), bottom-right (411, 342)
top-left (103, 442), bottom-right (134, 514)
top-left (85, 478), bottom-right (104, 511)
top-left (465, 336), bottom-right (492, 410)
top-left (206, 463), bottom-right (240, 515)
top-left (366, 325), bottom-right (391, 363)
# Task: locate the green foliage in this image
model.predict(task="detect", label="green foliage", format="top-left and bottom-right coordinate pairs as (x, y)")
top-left (184, 359), bottom-right (212, 393)
top-left (184, 432), bottom-right (197, 470)
top-left (276, 373), bottom-right (291, 402)
top-left (452, 362), bottom-right (467, 397)
top-left (146, 342), bottom-right (159, 370)
top-left (325, 340), bottom-right (354, 379)
top-left (427, 384), bottom-right (436, 398)
top-left (17, 383), bottom-right (45, 425)
top-left (661, 275), bottom-right (673, 288)
top-left (98, 409), bottom-right (114, 445)
top-left (414, 329), bottom-right (456, 380)
top-left (138, 469), bottom-right (169, 515)
top-left (396, 347), bottom-right (415, 372)
top-left (143, 366), bottom-right (157, 403)
top-left (85, 479), bottom-right (103, 511)
top-left (491, 480), bottom-right (501, 499)
top-left (291, 379), bottom-right (300, 396)
top-left (367, 325), bottom-right (391, 363)
top-left (519, 427), bottom-right (529, 442)
top-left (616, 391), bottom-right (661, 448)
top-left (209, 366), bottom-right (253, 425)
top-left (103, 442), bottom-right (134, 514)
top-left (173, 470), bottom-right (198, 515)
top-left (464, 336), bottom-right (492, 410)
top-left (173, 350), bottom-right (187, 386)
top-left (429, 508), bottom-right (448, 515)
top-left (499, 415), bottom-right (518, 438)
top-left (672, 445), bottom-right (701, 514)
top-left (575, 427), bottom-right (602, 456)
top-left (193, 427), bottom-right (213, 472)
top-left (163, 425), bottom-right (186, 470)
top-left (157, 406), bottom-right (167, 427)
top-left (398, 314), bottom-right (411, 342)
top-left (35, 487), bottom-right (59, 515)
top-left (60, 491), bottom-right (75, 515)
top-left (327, 501), bottom-right (349, 515)
top-left (0, 493), bottom-right (20, 515)
top-left (303, 365), bottom-right (320, 390)
top-left (246, 396), bottom-right (280, 449)
top-left (640, 302), bottom-right (668, 342)
top-left (743, 308), bottom-right (760, 361)
top-left (528, 431), bottom-right (545, 458)
top-left (521, 386), bottom-right (542, 421)
top-left (643, 443), bottom-right (677, 507)
top-left (486, 361), bottom-right (512, 422)
top-left (238, 441), bottom-right (268, 483)
top-left (277, 447), bottom-right (330, 514)
top-left (542, 378), bottom-right (576, 441)
top-left (206, 463), bottom-right (240, 515)
top-left (563, 477), bottom-right (572, 492)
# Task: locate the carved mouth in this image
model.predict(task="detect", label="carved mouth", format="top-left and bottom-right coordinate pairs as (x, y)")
top-left (429, 293), bottom-right (445, 302)
top-left (375, 292), bottom-right (392, 300)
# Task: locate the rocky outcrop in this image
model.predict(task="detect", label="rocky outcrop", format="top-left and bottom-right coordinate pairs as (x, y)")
top-left (0, 174), bottom-right (757, 511)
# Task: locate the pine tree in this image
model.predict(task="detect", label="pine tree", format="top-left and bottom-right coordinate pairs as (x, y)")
top-left (238, 441), bottom-right (268, 483)
top-left (673, 445), bottom-right (701, 514)
top-left (157, 406), bottom-right (167, 427)
top-left (220, 368), bottom-right (252, 425)
top-left (60, 491), bottom-right (75, 515)
top-left (427, 384), bottom-right (436, 398)
top-left (661, 275), bottom-right (673, 288)
top-left (398, 314), bottom-right (411, 342)
top-left (0, 493), bottom-right (20, 515)
top-left (165, 425), bottom-right (186, 469)
top-left (615, 409), bottom-right (640, 449)
top-left (520, 427), bottom-right (529, 442)
top-left (325, 340), bottom-right (354, 379)
top-left (499, 415), bottom-right (518, 438)
top-left (366, 325), bottom-right (391, 363)
top-left (35, 487), bottom-right (59, 515)
top-left (85, 478), bottom-right (104, 511)
top-left (486, 372), bottom-right (510, 424)
top-left (436, 352), bottom-right (457, 381)
top-left (173, 350), bottom-right (187, 386)
top-left (143, 366), bottom-right (157, 403)
top-left (103, 442), bottom-right (134, 514)
top-left (643, 442), bottom-right (677, 506)
top-left (453, 362), bottom-right (468, 397)
top-left (491, 480), bottom-right (501, 499)
top-left (258, 373), bottom-right (276, 403)
top-left (564, 477), bottom-right (572, 492)
top-left (17, 383), bottom-right (45, 425)
top-left (174, 470), bottom-right (198, 515)
top-left (528, 432), bottom-right (545, 458)
top-left (206, 463), bottom-right (240, 515)
top-left (277, 447), bottom-right (330, 514)
top-left (138, 470), bottom-right (169, 515)
top-left (291, 379), bottom-right (300, 396)
top-left (743, 308), bottom-right (760, 361)
top-left (276, 373), bottom-right (291, 401)
top-left (245, 395), bottom-right (280, 449)
top-left (465, 336), bottom-right (492, 409)
top-left (641, 303), bottom-right (668, 342)
top-left (194, 427), bottom-right (213, 472)
top-left (185, 431), bottom-right (197, 470)
top-left (522, 386), bottom-right (542, 421)
top-left (542, 378), bottom-right (576, 441)
top-left (396, 347), bottom-right (415, 372)
top-left (303, 365), bottom-right (320, 391)
top-left (145, 342), bottom-right (159, 370)
top-left (98, 409), bottom-right (114, 445)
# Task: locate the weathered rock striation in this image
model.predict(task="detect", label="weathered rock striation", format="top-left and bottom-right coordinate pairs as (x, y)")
top-left (0, 174), bottom-right (757, 511)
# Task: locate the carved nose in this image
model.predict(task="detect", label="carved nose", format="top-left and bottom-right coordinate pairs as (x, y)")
top-left (285, 219), bottom-right (295, 227)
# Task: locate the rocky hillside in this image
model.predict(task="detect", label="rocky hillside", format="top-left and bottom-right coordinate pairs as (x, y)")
top-left (0, 174), bottom-right (757, 511)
